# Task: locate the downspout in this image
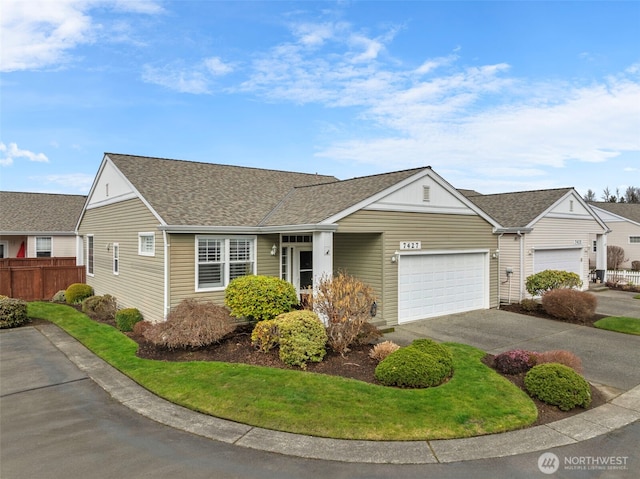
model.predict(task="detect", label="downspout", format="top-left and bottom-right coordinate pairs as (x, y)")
top-left (497, 232), bottom-right (504, 309)
top-left (517, 231), bottom-right (524, 302)
top-left (163, 230), bottom-right (170, 320)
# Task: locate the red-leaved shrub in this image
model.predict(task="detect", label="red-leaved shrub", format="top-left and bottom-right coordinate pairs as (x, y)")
top-left (534, 350), bottom-right (583, 373)
top-left (493, 349), bottom-right (537, 375)
top-left (541, 289), bottom-right (597, 323)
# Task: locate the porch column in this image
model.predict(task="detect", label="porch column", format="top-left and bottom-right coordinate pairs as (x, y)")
top-left (312, 231), bottom-right (333, 286)
top-left (595, 233), bottom-right (607, 283)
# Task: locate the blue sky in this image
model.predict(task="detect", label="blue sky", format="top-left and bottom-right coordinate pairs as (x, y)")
top-left (1, 1), bottom-right (639, 199)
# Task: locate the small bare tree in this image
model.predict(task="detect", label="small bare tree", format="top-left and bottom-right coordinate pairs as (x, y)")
top-left (607, 245), bottom-right (628, 271)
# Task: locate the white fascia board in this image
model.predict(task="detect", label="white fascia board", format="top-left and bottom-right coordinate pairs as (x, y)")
top-left (527, 189), bottom-right (609, 233)
top-left (158, 224), bottom-right (339, 234)
top-left (590, 205), bottom-right (640, 228)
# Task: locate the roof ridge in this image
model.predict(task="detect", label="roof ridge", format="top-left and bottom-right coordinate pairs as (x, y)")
top-left (475, 187), bottom-right (573, 198)
top-left (106, 152), bottom-right (337, 179)
top-left (0, 191), bottom-right (87, 197)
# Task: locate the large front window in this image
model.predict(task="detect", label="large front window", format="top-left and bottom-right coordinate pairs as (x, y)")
top-left (196, 236), bottom-right (255, 290)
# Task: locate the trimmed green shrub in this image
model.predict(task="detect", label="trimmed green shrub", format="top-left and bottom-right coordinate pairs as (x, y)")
top-left (143, 299), bottom-right (236, 349)
top-left (225, 275), bottom-right (298, 321)
top-left (525, 270), bottom-right (582, 297)
top-left (116, 308), bottom-right (143, 332)
top-left (251, 319), bottom-right (280, 353)
top-left (65, 283), bottom-right (94, 304)
top-left (0, 297), bottom-right (29, 329)
top-left (375, 339), bottom-right (453, 388)
top-left (51, 290), bottom-right (66, 303)
top-left (82, 294), bottom-right (118, 322)
top-left (274, 310), bottom-right (327, 369)
top-left (541, 288), bottom-right (597, 322)
top-left (524, 363), bottom-right (591, 411)
top-left (494, 349), bottom-right (537, 375)
top-left (115, 308), bottom-right (144, 332)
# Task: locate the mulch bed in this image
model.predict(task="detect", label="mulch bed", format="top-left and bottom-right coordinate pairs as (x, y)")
top-left (26, 305), bottom-right (607, 429)
top-left (499, 302), bottom-right (607, 327)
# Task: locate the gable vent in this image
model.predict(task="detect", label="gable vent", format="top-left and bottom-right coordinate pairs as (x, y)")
top-left (423, 186), bottom-right (431, 202)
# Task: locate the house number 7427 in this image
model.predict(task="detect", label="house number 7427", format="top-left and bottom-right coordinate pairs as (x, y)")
top-left (400, 241), bottom-right (421, 250)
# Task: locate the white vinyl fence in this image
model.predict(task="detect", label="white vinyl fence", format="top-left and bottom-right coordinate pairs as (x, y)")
top-left (606, 270), bottom-right (640, 284)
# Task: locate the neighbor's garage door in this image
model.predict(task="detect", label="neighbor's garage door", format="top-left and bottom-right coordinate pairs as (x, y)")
top-left (398, 252), bottom-right (488, 324)
top-left (533, 248), bottom-right (582, 276)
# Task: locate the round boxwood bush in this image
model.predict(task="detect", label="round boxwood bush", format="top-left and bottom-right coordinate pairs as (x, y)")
top-left (115, 308), bottom-right (143, 332)
top-left (524, 363), bottom-right (591, 411)
top-left (375, 339), bottom-right (453, 388)
top-left (274, 310), bottom-right (327, 369)
top-left (0, 297), bottom-right (29, 329)
top-left (224, 275), bottom-right (299, 321)
top-left (65, 283), bottom-right (94, 305)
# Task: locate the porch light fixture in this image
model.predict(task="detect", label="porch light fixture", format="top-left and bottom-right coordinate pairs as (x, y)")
top-left (270, 244), bottom-right (277, 256)
top-left (391, 255), bottom-right (397, 263)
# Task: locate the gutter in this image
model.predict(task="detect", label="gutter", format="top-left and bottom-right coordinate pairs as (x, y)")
top-left (156, 224), bottom-right (339, 234)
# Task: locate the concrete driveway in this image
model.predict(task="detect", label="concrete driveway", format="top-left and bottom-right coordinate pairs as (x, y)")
top-left (385, 289), bottom-right (640, 392)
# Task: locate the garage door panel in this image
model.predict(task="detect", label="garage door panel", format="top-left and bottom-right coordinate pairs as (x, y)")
top-left (398, 252), bottom-right (488, 324)
top-left (534, 248), bottom-right (581, 276)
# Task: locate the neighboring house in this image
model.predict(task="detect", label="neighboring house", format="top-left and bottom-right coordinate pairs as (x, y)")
top-left (588, 202), bottom-right (640, 269)
top-left (77, 153), bottom-right (502, 325)
top-left (0, 191), bottom-right (86, 259)
top-left (463, 188), bottom-right (609, 303)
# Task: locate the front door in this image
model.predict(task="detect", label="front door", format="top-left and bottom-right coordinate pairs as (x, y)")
top-left (297, 248), bottom-right (313, 292)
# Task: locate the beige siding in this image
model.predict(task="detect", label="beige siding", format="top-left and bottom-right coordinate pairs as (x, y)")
top-left (168, 233), bottom-right (280, 311)
top-left (601, 221), bottom-right (640, 269)
top-left (498, 233), bottom-right (525, 303)
top-left (337, 210), bottom-right (498, 326)
top-left (78, 199), bottom-right (165, 322)
top-left (333, 233), bottom-right (383, 319)
top-left (522, 217), bottom-right (605, 297)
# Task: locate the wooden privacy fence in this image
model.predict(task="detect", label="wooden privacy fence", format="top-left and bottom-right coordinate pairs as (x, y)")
top-left (0, 257), bottom-right (85, 301)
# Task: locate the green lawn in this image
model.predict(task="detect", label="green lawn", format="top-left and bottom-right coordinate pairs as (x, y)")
top-left (633, 294), bottom-right (640, 300)
top-left (594, 316), bottom-right (640, 335)
top-left (27, 302), bottom-right (537, 440)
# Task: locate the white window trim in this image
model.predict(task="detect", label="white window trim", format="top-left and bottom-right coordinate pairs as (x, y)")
top-left (36, 236), bottom-right (52, 257)
top-left (195, 235), bottom-right (256, 292)
top-left (113, 242), bottom-right (120, 275)
top-left (138, 232), bottom-right (155, 256)
top-left (629, 236), bottom-right (640, 244)
top-left (86, 235), bottom-right (95, 277)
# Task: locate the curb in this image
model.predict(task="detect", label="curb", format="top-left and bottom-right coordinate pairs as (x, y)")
top-left (35, 323), bottom-right (640, 464)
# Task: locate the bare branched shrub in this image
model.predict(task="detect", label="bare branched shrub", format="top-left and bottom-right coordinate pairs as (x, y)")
top-left (534, 350), bottom-right (583, 373)
top-left (541, 289), bottom-right (597, 323)
top-left (143, 299), bottom-right (236, 349)
top-left (607, 245), bottom-right (628, 270)
top-left (369, 341), bottom-right (400, 362)
top-left (311, 271), bottom-right (377, 356)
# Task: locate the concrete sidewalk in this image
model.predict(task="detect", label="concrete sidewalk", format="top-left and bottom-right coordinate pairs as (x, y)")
top-left (2, 321), bottom-right (639, 465)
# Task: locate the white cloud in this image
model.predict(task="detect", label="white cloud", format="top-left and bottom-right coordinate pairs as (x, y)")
top-left (142, 57), bottom-right (235, 94)
top-left (35, 173), bottom-right (94, 193)
top-left (0, 0), bottom-right (164, 72)
top-left (0, 142), bottom-right (49, 166)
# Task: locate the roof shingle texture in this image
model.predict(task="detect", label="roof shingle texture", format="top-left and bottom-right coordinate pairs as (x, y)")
top-left (589, 202), bottom-right (640, 224)
top-left (462, 188), bottom-right (572, 228)
top-left (108, 153), bottom-right (427, 227)
top-left (0, 192), bottom-right (86, 233)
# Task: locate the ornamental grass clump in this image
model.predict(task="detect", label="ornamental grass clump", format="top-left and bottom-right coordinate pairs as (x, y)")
top-left (493, 349), bottom-right (537, 375)
top-left (369, 341), bottom-right (400, 362)
top-left (524, 363), bottom-right (591, 411)
top-left (144, 299), bottom-right (236, 349)
top-left (311, 271), bottom-right (378, 356)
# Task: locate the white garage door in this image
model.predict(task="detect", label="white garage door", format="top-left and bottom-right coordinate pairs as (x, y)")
top-left (533, 248), bottom-right (582, 276)
top-left (398, 252), bottom-right (488, 324)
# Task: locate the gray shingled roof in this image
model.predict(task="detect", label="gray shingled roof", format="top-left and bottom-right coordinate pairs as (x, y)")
top-left (462, 188), bottom-right (572, 228)
top-left (589, 202), bottom-right (640, 224)
top-left (107, 153), bottom-right (339, 226)
top-left (260, 167), bottom-right (426, 226)
top-left (0, 191), bottom-right (86, 233)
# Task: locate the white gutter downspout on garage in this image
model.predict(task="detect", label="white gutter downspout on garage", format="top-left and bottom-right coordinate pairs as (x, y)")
top-left (163, 230), bottom-right (169, 320)
top-left (517, 231), bottom-right (524, 302)
top-left (497, 232), bottom-right (504, 309)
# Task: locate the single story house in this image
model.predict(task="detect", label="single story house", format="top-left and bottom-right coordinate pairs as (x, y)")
top-left (0, 191), bottom-right (86, 259)
top-left (588, 202), bottom-right (640, 270)
top-left (77, 153), bottom-right (502, 325)
top-left (462, 188), bottom-right (609, 303)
